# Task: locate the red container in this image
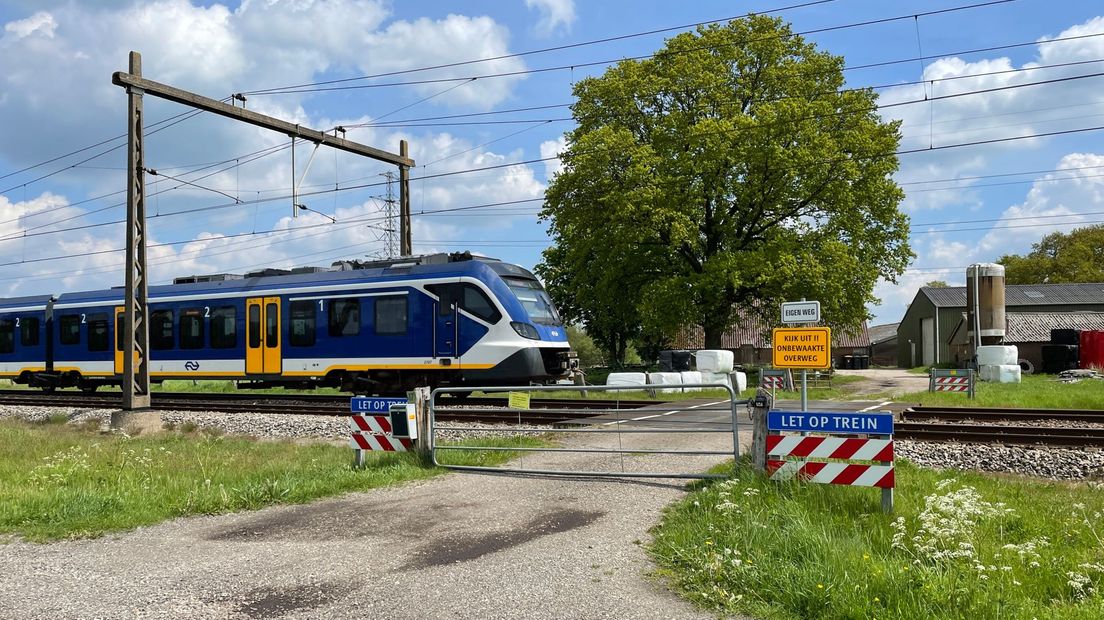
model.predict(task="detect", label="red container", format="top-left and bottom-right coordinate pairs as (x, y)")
top-left (1080, 331), bottom-right (1104, 370)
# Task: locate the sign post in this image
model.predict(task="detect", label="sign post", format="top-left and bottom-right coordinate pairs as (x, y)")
top-left (772, 326), bottom-right (831, 411)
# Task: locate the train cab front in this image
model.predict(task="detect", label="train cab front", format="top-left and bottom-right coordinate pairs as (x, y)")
top-left (462, 264), bottom-right (576, 385)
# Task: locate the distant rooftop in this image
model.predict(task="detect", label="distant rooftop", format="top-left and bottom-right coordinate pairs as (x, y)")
top-left (670, 309), bottom-right (870, 349)
top-left (948, 311), bottom-right (1104, 345)
top-left (922, 283), bottom-right (1104, 308)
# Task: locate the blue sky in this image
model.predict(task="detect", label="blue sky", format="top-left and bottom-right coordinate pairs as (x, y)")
top-left (1, 0), bottom-right (1103, 328)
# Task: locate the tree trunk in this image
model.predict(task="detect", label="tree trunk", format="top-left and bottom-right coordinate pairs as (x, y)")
top-left (703, 322), bottom-right (726, 350)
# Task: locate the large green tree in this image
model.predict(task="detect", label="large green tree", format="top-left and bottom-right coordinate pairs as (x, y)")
top-left (997, 225), bottom-right (1104, 284)
top-left (539, 16), bottom-right (911, 348)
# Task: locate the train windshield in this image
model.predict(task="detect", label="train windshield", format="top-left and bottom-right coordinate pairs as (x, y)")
top-left (504, 277), bottom-right (561, 325)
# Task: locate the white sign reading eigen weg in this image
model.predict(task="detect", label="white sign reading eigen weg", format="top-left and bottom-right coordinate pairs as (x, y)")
top-left (781, 300), bottom-right (821, 324)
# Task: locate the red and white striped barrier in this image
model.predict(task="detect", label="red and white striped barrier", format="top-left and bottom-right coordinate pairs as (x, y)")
top-left (349, 414), bottom-right (411, 452)
top-left (767, 459), bottom-right (895, 488)
top-left (350, 431), bottom-right (413, 452)
top-left (933, 376), bottom-right (970, 391)
top-left (761, 376), bottom-right (786, 389)
top-left (766, 434), bottom-right (895, 489)
top-left (767, 435), bottom-right (893, 461)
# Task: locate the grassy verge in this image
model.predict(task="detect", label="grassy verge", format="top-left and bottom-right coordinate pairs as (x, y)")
top-left (0, 418), bottom-right (542, 542)
top-left (652, 460), bottom-right (1104, 619)
top-left (896, 373), bottom-right (1104, 409)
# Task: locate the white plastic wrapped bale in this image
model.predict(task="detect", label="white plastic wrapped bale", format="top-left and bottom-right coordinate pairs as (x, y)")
top-left (606, 372), bottom-right (647, 387)
top-left (979, 365), bottom-right (998, 382)
top-left (977, 345), bottom-right (1019, 367)
top-left (695, 349), bottom-right (734, 373)
top-left (996, 364), bottom-right (1022, 383)
top-left (679, 371), bottom-right (703, 392)
top-left (647, 372), bottom-right (684, 394)
top-left (731, 371), bottom-right (748, 393)
top-left (979, 364), bottom-right (1000, 382)
top-left (700, 371), bottom-right (732, 390)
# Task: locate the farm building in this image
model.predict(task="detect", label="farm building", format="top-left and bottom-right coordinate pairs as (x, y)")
top-left (946, 311), bottom-right (1104, 372)
top-left (896, 283), bottom-right (1104, 368)
top-left (869, 322), bottom-right (899, 367)
top-left (669, 309), bottom-right (871, 367)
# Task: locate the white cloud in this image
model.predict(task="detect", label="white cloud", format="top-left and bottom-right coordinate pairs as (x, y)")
top-left (977, 151), bottom-right (1104, 255)
top-left (3, 11), bottom-right (56, 39)
top-left (928, 239), bottom-right (971, 264)
top-left (539, 135), bottom-right (567, 179)
top-left (879, 16), bottom-right (1104, 211)
top-left (0, 1), bottom-right (526, 172)
top-left (526, 0), bottom-right (576, 37)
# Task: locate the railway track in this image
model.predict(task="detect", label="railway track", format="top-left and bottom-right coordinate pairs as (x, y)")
top-left (901, 406), bottom-right (1104, 424)
top-left (0, 389), bottom-right (662, 424)
top-left (895, 421), bottom-right (1104, 448)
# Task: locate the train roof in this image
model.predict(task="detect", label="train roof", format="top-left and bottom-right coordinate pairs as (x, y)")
top-left (0, 294), bottom-right (54, 311)
top-left (52, 255), bottom-right (539, 306)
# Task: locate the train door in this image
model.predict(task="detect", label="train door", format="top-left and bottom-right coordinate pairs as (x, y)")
top-left (246, 297), bottom-right (282, 375)
top-left (114, 307), bottom-right (124, 375)
top-left (434, 285), bottom-right (459, 362)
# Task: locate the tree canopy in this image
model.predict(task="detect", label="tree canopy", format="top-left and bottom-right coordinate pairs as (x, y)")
top-left (997, 225), bottom-right (1104, 285)
top-left (538, 15), bottom-right (912, 350)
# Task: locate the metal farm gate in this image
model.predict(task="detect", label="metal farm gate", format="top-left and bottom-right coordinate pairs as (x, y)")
top-left (429, 384), bottom-right (748, 479)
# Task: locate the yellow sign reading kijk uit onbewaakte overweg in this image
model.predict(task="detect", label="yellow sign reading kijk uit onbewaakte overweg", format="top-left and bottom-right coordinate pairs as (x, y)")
top-left (772, 327), bottom-right (832, 369)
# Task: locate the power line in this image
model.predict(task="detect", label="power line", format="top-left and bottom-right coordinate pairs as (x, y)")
top-left (241, 0), bottom-right (845, 95)
top-left (243, 0), bottom-right (1015, 96)
top-left (357, 56), bottom-right (1104, 129)
top-left (8, 64), bottom-right (1104, 245)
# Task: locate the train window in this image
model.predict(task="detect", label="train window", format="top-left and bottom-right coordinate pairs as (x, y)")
top-left (462, 285), bottom-right (501, 323)
top-left (210, 307), bottom-right (236, 349)
top-left (290, 301), bottom-right (315, 346)
top-left (116, 314), bottom-right (125, 350)
top-left (20, 317), bottom-right (40, 347)
top-left (375, 296), bottom-right (407, 335)
top-left (59, 315), bottom-right (80, 345)
top-left (265, 303), bottom-right (279, 348)
top-left (151, 310), bottom-right (174, 350)
top-left (248, 305), bottom-right (261, 348)
top-left (328, 299), bottom-right (360, 337)
top-left (0, 319), bottom-right (13, 354)
top-left (87, 314), bottom-right (109, 352)
top-left (179, 308), bottom-right (204, 350)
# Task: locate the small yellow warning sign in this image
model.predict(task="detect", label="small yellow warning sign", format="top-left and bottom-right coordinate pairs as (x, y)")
top-left (508, 391), bottom-right (531, 410)
top-left (772, 327), bottom-right (832, 369)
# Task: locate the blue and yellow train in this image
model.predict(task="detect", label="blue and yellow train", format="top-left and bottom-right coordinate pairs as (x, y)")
top-left (0, 253), bottom-right (574, 393)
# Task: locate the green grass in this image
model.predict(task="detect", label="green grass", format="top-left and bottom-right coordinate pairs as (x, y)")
top-left (896, 373), bottom-right (1104, 409)
top-left (652, 460), bottom-right (1104, 619)
top-left (0, 418), bottom-right (542, 542)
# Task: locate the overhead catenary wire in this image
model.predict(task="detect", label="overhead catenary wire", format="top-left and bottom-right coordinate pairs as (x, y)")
top-left (242, 0), bottom-right (1016, 96)
top-left (9, 73), bottom-right (1104, 248)
top-left (7, 21), bottom-right (1098, 232)
top-left (0, 0), bottom-right (842, 192)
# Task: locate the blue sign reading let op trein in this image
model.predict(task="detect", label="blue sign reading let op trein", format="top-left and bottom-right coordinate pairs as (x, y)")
top-left (350, 397), bottom-right (409, 413)
top-left (768, 411), bottom-right (894, 435)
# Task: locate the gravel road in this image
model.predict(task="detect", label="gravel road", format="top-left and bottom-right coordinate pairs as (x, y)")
top-left (0, 406), bottom-right (745, 620)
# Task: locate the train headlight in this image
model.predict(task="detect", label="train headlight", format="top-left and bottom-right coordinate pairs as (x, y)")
top-left (511, 321), bottom-right (541, 340)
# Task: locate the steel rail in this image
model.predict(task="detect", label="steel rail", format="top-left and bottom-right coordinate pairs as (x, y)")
top-left (902, 406), bottom-right (1104, 423)
top-left (896, 421), bottom-right (1104, 447)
